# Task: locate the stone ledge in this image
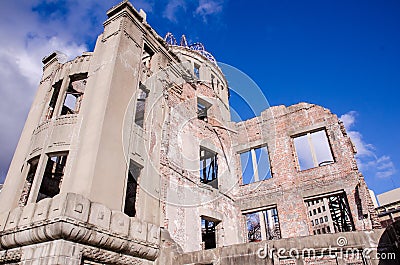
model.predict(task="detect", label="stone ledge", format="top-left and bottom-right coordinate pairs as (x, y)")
top-left (0, 193), bottom-right (160, 261)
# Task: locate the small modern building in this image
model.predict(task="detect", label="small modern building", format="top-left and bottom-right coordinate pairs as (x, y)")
top-left (376, 188), bottom-right (400, 228)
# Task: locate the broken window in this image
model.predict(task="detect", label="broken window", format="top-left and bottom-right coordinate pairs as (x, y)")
top-left (134, 83), bottom-right (149, 128)
top-left (240, 146), bottom-right (272, 185)
top-left (61, 75), bottom-right (87, 115)
top-left (200, 147), bottom-right (218, 189)
top-left (194, 63), bottom-right (200, 79)
top-left (37, 153), bottom-right (68, 202)
top-left (245, 207), bottom-right (281, 242)
top-left (305, 191), bottom-right (355, 235)
top-left (19, 156), bottom-right (40, 206)
top-left (142, 44), bottom-right (154, 69)
top-left (197, 97), bottom-right (211, 122)
top-left (124, 161), bottom-right (141, 217)
top-left (201, 217), bottom-right (218, 249)
top-left (46, 80), bottom-right (62, 119)
top-left (293, 129), bottom-right (334, 171)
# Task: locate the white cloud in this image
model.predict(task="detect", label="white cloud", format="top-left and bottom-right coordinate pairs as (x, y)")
top-left (162, 0), bottom-right (225, 23)
top-left (195, 0), bottom-right (223, 20)
top-left (163, 0), bottom-right (187, 22)
top-left (0, 1), bottom-right (122, 182)
top-left (340, 111), bottom-right (356, 129)
top-left (340, 111), bottom-right (396, 179)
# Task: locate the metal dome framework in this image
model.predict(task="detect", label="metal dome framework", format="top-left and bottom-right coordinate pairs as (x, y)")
top-left (164, 32), bottom-right (218, 66)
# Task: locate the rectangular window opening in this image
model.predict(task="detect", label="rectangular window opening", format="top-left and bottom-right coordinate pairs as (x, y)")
top-left (200, 147), bottom-right (218, 189)
top-left (194, 63), bottom-right (200, 79)
top-left (245, 207), bottom-right (281, 242)
top-left (293, 129), bottom-right (334, 171)
top-left (134, 83), bottom-right (149, 128)
top-left (240, 146), bottom-right (272, 185)
top-left (305, 191), bottom-right (355, 235)
top-left (46, 80), bottom-right (62, 119)
top-left (19, 156), bottom-right (40, 206)
top-left (197, 97), bottom-right (211, 122)
top-left (124, 161), bottom-right (141, 217)
top-left (37, 153), bottom-right (68, 202)
top-left (142, 44), bottom-right (155, 69)
top-left (61, 74), bottom-right (87, 116)
top-left (201, 217), bottom-right (218, 249)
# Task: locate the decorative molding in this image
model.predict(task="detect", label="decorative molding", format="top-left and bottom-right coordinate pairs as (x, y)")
top-left (0, 193), bottom-right (160, 261)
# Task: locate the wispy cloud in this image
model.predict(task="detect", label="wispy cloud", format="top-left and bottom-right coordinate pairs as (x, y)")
top-left (340, 111), bottom-right (396, 179)
top-left (163, 0), bottom-right (187, 22)
top-left (0, 0), bottom-right (127, 183)
top-left (195, 0), bottom-right (223, 21)
top-left (162, 0), bottom-right (225, 23)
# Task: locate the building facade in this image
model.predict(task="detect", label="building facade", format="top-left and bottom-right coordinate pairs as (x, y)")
top-left (0, 1), bottom-right (398, 265)
top-left (376, 188), bottom-right (400, 228)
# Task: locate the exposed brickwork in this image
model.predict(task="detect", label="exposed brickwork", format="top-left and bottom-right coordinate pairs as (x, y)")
top-left (232, 103), bottom-right (380, 238)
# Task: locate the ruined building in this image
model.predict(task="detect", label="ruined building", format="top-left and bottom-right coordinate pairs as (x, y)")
top-left (0, 1), bottom-right (398, 265)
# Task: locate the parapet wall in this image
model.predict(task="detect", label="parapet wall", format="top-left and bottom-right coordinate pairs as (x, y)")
top-left (0, 193), bottom-right (160, 262)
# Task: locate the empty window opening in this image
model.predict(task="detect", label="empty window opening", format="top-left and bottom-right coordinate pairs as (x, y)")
top-left (194, 63), bottom-right (200, 79)
top-left (37, 153), bottom-right (68, 202)
top-left (197, 97), bottom-right (211, 122)
top-left (124, 161), bottom-right (141, 217)
top-left (293, 129), bottom-right (334, 171)
top-left (200, 147), bottom-right (218, 189)
top-left (305, 191), bottom-right (355, 235)
top-left (46, 80), bottom-right (62, 119)
top-left (19, 156), bottom-right (40, 206)
top-left (245, 207), bottom-right (281, 242)
top-left (61, 74), bottom-right (87, 115)
top-left (142, 44), bottom-right (154, 69)
top-left (240, 146), bottom-right (272, 185)
top-left (134, 83), bottom-right (149, 128)
top-left (201, 217), bottom-right (218, 249)
top-left (211, 74), bottom-right (215, 90)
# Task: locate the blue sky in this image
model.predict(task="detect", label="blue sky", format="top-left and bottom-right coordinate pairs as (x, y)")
top-left (0, 0), bottom-right (399, 196)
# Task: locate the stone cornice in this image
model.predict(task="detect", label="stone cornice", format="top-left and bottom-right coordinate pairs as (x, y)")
top-left (0, 193), bottom-right (160, 261)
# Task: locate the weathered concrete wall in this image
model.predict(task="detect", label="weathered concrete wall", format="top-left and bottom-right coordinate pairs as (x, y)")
top-left (159, 80), bottom-right (239, 252)
top-left (173, 228), bottom-right (396, 265)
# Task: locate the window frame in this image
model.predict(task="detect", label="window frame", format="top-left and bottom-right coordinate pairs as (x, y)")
top-left (134, 83), bottom-right (150, 128)
top-left (199, 146), bottom-right (218, 189)
top-left (201, 216), bottom-right (219, 249)
top-left (292, 128), bottom-right (335, 171)
top-left (239, 145), bottom-right (272, 185)
top-left (123, 160), bottom-right (142, 217)
top-left (243, 207), bottom-right (281, 242)
top-left (197, 97), bottom-right (211, 122)
top-left (36, 152), bottom-right (68, 202)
